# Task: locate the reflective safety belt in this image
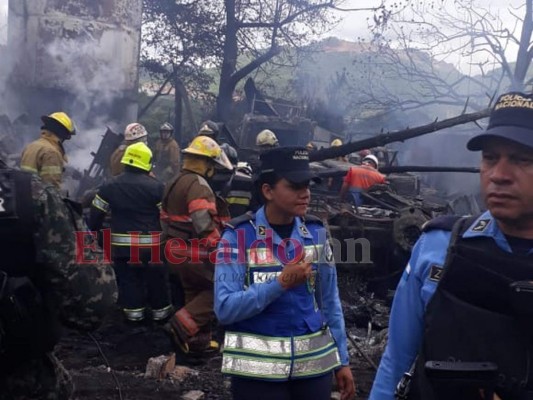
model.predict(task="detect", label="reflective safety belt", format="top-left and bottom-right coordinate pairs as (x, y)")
top-left (222, 329), bottom-right (341, 380)
top-left (111, 233), bottom-right (161, 247)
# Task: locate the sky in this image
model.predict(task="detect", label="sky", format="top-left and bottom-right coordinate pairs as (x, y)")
top-left (0, 0), bottom-right (6, 45)
top-left (330, 0), bottom-right (522, 39)
top-left (0, 0), bottom-right (525, 62)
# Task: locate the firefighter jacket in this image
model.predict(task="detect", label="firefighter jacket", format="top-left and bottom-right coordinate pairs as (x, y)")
top-left (153, 138), bottom-right (180, 182)
top-left (20, 130), bottom-right (67, 189)
top-left (160, 170), bottom-right (228, 252)
top-left (211, 167), bottom-right (254, 218)
top-left (369, 211), bottom-right (533, 400)
top-left (214, 207), bottom-right (349, 381)
top-left (108, 143), bottom-right (127, 177)
top-left (88, 169), bottom-right (164, 260)
top-left (0, 164), bottom-right (117, 398)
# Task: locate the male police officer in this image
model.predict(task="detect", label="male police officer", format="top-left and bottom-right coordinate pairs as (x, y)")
top-left (370, 92), bottom-right (533, 399)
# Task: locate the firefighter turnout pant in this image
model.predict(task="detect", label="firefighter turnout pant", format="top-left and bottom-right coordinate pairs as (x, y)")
top-left (114, 258), bottom-right (173, 322)
top-left (169, 260), bottom-right (215, 350)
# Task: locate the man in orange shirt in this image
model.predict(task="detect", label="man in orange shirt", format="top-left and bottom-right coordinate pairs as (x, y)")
top-left (340, 154), bottom-right (386, 206)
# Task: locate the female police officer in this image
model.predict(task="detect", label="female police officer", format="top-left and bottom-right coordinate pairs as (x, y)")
top-left (214, 146), bottom-right (355, 400)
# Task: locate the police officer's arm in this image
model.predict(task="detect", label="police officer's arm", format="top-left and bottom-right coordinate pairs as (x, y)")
top-left (318, 236), bottom-right (350, 366)
top-left (34, 184), bottom-right (117, 331)
top-left (39, 149), bottom-right (63, 188)
top-left (214, 229), bottom-right (285, 325)
top-left (369, 231), bottom-right (450, 400)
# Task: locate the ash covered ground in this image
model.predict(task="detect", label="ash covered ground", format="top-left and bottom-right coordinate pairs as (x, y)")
top-left (57, 272), bottom-right (389, 400)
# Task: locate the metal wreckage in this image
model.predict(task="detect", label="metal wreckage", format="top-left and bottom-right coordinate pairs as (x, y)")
top-left (67, 79), bottom-right (481, 298)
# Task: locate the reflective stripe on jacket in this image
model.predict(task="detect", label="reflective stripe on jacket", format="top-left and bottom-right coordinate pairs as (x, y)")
top-left (222, 328), bottom-right (340, 379)
top-left (161, 170), bottom-right (226, 251)
top-left (20, 131), bottom-right (66, 188)
top-left (110, 233), bottom-right (161, 247)
top-left (88, 170), bottom-right (164, 259)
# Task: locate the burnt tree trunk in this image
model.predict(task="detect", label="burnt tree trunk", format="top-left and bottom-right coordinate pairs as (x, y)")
top-left (217, 0), bottom-right (238, 122)
top-left (173, 71), bottom-right (183, 144)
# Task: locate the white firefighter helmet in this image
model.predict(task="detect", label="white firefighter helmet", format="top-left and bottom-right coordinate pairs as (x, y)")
top-left (124, 123), bottom-right (148, 142)
top-left (160, 122), bottom-right (174, 131)
top-left (256, 129), bottom-right (279, 147)
top-left (362, 154), bottom-right (379, 168)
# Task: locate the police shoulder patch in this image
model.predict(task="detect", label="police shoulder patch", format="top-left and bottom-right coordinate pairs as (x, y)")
top-left (428, 264), bottom-right (443, 282)
top-left (470, 218), bottom-right (491, 232)
top-left (299, 225), bottom-right (309, 236)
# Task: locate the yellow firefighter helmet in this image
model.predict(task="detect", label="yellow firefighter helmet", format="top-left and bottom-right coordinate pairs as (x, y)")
top-left (183, 136), bottom-right (233, 170)
top-left (121, 142), bottom-right (153, 172)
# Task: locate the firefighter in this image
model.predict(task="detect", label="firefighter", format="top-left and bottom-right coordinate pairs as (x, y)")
top-left (214, 146), bottom-right (355, 400)
top-left (109, 123), bottom-right (149, 177)
top-left (20, 112), bottom-right (76, 189)
top-left (330, 138), bottom-right (347, 162)
top-left (153, 122), bottom-right (181, 182)
top-left (255, 129), bottom-right (279, 150)
top-left (340, 154), bottom-right (386, 206)
top-left (328, 138), bottom-right (348, 191)
top-left (161, 135), bottom-right (233, 355)
top-left (89, 142), bottom-right (172, 323)
top-left (196, 120), bottom-right (220, 142)
top-left (248, 129), bottom-right (280, 174)
top-left (216, 143), bottom-right (254, 218)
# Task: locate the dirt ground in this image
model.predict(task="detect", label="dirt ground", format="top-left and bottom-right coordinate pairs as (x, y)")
top-left (56, 272), bottom-right (384, 400)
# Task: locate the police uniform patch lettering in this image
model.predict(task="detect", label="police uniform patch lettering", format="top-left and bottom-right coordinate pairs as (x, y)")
top-left (471, 219), bottom-right (491, 232)
top-left (299, 225), bottom-right (309, 236)
top-left (258, 225), bottom-right (266, 236)
top-left (429, 265), bottom-right (443, 282)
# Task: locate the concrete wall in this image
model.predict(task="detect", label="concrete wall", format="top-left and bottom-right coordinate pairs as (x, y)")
top-left (7, 0), bottom-right (142, 127)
